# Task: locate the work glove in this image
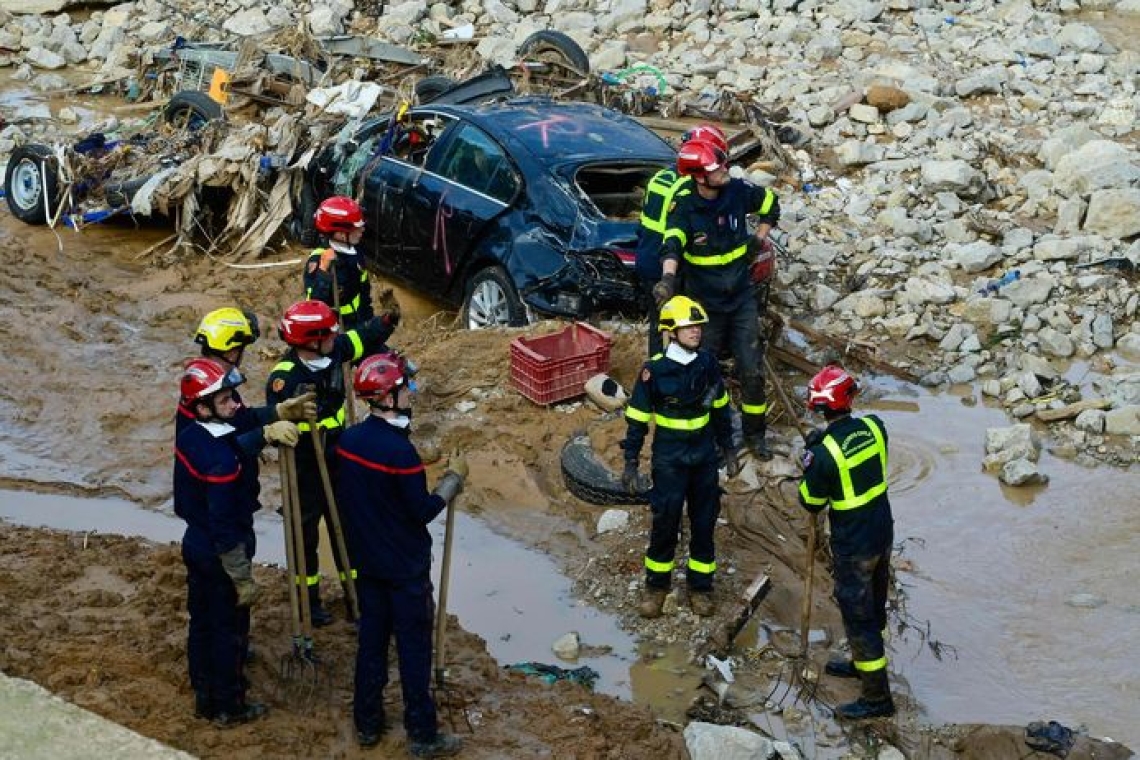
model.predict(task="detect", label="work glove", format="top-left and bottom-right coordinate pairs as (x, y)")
top-left (651, 272), bottom-right (676, 308)
top-left (263, 420), bottom-right (300, 448)
top-left (803, 428), bottom-right (825, 448)
top-left (274, 391), bottom-right (317, 423)
top-left (445, 451), bottom-right (469, 481)
top-left (219, 545), bottom-right (261, 608)
top-left (621, 461), bottom-right (640, 495)
top-left (318, 248), bottom-right (337, 272)
top-left (375, 287), bottom-right (401, 329)
top-left (722, 447), bottom-right (743, 478)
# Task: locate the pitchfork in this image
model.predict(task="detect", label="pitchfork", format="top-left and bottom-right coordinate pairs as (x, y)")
top-left (277, 447), bottom-right (321, 705)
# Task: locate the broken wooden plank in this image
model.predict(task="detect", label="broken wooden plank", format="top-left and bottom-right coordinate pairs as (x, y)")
top-left (697, 573), bottom-right (771, 661)
top-left (779, 314), bottom-right (922, 383)
top-left (1035, 398), bottom-right (1111, 423)
top-left (768, 345), bottom-right (820, 376)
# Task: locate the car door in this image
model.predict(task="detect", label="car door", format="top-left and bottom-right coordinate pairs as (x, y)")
top-left (398, 121), bottom-right (519, 294)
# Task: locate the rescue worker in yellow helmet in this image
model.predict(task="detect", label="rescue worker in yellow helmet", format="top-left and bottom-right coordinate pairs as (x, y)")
top-left (621, 295), bottom-right (741, 619)
top-left (797, 364), bottom-right (895, 720)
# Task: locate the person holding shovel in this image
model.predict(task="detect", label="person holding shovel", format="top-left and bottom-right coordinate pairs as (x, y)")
top-left (622, 295), bottom-right (741, 619)
top-left (174, 358), bottom-right (301, 726)
top-left (304, 195), bottom-right (374, 331)
top-left (336, 351), bottom-right (465, 757)
top-left (265, 299), bottom-right (398, 626)
top-left (797, 364), bottom-right (895, 720)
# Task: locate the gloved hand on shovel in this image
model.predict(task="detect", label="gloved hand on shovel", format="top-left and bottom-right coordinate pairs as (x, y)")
top-left (275, 391), bottom-right (317, 423)
top-left (219, 544), bottom-right (261, 607)
top-left (434, 451), bottom-right (467, 503)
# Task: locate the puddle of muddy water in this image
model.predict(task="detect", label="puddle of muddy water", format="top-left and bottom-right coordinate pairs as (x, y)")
top-left (869, 381), bottom-right (1140, 747)
top-left (0, 489), bottom-right (639, 701)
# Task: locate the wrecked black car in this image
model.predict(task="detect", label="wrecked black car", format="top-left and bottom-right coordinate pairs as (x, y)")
top-left (303, 92), bottom-right (676, 328)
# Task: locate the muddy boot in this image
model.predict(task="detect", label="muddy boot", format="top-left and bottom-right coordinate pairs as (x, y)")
top-left (744, 419), bottom-right (773, 461)
top-left (690, 591), bottom-right (715, 617)
top-left (193, 692), bottom-right (216, 720)
top-left (409, 733), bottom-right (462, 758)
top-left (213, 701), bottom-right (268, 728)
top-left (356, 708), bottom-right (387, 747)
top-left (834, 669), bottom-right (895, 720)
top-left (638, 587), bottom-right (668, 619)
top-left (308, 586), bottom-right (334, 628)
top-left (824, 657), bottom-right (859, 679)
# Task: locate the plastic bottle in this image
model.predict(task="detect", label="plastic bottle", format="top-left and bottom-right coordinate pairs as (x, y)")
top-left (978, 269), bottom-right (1021, 295)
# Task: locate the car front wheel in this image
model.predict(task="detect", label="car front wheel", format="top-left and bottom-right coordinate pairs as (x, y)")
top-left (463, 266), bottom-right (528, 329)
top-left (4, 144), bottom-right (60, 225)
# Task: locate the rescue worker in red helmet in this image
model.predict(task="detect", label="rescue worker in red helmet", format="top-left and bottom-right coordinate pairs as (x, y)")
top-left (305, 196), bottom-right (374, 331)
top-left (622, 295), bottom-right (741, 619)
top-left (336, 352), bottom-right (465, 756)
top-left (797, 364), bottom-right (896, 720)
top-left (265, 300), bottom-right (397, 627)
top-left (174, 358), bottom-right (300, 726)
top-left (177, 307), bottom-right (315, 437)
top-left (634, 124), bottom-right (726, 357)
top-left (658, 138), bottom-right (781, 460)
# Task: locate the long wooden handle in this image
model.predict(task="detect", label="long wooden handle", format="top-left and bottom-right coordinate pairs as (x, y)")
top-left (311, 427), bottom-right (359, 620)
top-left (279, 451), bottom-right (303, 641)
top-left (284, 446), bottom-right (312, 639)
top-left (799, 514), bottom-right (818, 658)
top-left (433, 500), bottom-right (458, 688)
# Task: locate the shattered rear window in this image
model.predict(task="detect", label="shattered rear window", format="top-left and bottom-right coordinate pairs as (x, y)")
top-left (574, 163), bottom-right (661, 221)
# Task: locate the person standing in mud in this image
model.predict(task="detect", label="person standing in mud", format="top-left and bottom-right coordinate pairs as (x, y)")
top-left (335, 352), bottom-right (465, 757)
top-left (621, 295), bottom-right (741, 619)
top-left (177, 307), bottom-right (316, 436)
top-left (797, 364), bottom-right (895, 720)
top-left (174, 358), bottom-right (301, 726)
top-left (304, 196), bottom-right (374, 331)
top-left (658, 138), bottom-right (780, 460)
top-left (265, 299), bottom-right (398, 626)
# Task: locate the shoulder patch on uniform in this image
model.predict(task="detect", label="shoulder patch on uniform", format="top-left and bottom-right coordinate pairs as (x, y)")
top-left (271, 378), bottom-right (286, 393)
top-left (800, 450), bottom-right (814, 469)
top-left (641, 368), bottom-right (652, 383)
top-left (307, 261), bottom-right (318, 273)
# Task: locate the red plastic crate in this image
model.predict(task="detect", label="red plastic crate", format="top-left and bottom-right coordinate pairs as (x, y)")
top-left (510, 322), bottom-right (613, 405)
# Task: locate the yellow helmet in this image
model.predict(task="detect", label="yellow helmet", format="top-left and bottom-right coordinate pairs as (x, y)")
top-left (194, 308), bottom-right (259, 353)
top-left (658, 295), bottom-right (708, 332)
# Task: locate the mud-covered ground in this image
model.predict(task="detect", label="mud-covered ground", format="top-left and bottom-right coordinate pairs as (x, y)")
top-left (0, 217), bottom-right (1133, 759)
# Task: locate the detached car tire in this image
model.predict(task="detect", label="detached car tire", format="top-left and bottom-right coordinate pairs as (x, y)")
top-left (561, 432), bottom-right (649, 506)
top-left (414, 75), bottom-right (456, 104)
top-left (518, 30), bottom-right (590, 75)
top-left (463, 266), bottom-right (528, 329)
top-left (4, 144), bottom-right (61, 225)
top-left (164, 90), bottom-right (223, 130)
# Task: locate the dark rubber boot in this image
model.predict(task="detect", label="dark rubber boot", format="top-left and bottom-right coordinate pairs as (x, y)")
top-left (638, 587), bottom-right (668, 619)
top-left (824, 657), bottom-right (859, 679)
top-left (213, 701), bottom-right (267, 728)
top-left (744, 419), bottom-right (773, 461)
top-left (193, 692), bottom-right (216, 720)
top-left (308, 586), bottom-right (334, 628)
top-left (835, 669), bottom-right (895, 720)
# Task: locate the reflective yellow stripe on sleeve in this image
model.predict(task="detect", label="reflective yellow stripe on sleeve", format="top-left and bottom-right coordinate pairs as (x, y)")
top-left (712, 392), bottom-right (729, 408)
top-left (799, 480), bottom-right (829, 506)
top-left (758, 188), bottom-right (775, 215)
top-left (347, 330), bottom-right (364, 360)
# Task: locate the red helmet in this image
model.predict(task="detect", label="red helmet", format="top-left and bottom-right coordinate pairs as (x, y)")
top-left (677, 139), bottom-right (728, 178)
top-left (807, 364), bottom-right (859, 413)
top-left (279, 301), bottom-right (339, 347)
top-left (313, 196), bottom-right (365, 235)
top-left (682, 123), bottom-right (728, 154)
top-left (353, 351), bottom-right (411, 400)
top-left (180, 358), bottom-right (244, 404)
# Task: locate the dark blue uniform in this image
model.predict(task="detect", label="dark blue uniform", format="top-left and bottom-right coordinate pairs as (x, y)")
top-left (264, 317), bottom-right (393, 610)
top-left (622, 348), bottom-right (734, 591)
top-left (799, 414), bottom-right (894, 677)
top-left (660, 180), bottom-right (779, 443)
top-left (304, 247), bottom-right (374, 331)
top-left (176, 389), bottom-right (273, 452)
top-left (174, 419), bottom-right (267, 718)
top-left (335, 416), bottom-right (447, 743)
top-left (635, 169), bottom-right (692, 356)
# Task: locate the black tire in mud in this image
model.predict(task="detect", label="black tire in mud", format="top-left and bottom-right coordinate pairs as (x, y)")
top-left (518, 30), bottom-right (590, 75)
top-left (163, 90), bottom-right (223, 130)
top-left (560, 431), bottom-right (649, 506)
top-left (4, 144), bottom-right (61, 225)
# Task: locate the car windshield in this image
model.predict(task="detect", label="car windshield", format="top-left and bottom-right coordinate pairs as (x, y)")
top-left (484, 102), bottom-right (673, 162)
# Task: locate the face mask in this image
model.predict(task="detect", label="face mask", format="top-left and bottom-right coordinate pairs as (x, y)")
top-left (330, 240), bottom-right (357, 256)
top-left (665, 342), bottom-right (698, 365)
top-left (300, 355), bottom-right (333, 371)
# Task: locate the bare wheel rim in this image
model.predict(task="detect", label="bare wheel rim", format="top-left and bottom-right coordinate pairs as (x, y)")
top-left (11, 160), bottom-right (43, 210)
top-left (467, 278), bottom-right (511, 328)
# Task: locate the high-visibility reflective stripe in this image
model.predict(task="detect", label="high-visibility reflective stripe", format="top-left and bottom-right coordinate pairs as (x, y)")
top-left (741, 402), bottom-right (768, 415)
top-left (338, 569), bottom-right (358, 581)
top-left (820, 417), bottom-right (888, 511)
top-left (653, 413), bottom-right (709, 431)
top-left (338, 292), bottom-right (361, 315)
top-left (712, 392), bottom-right (729, 408)
top-left (662, 228), bottom-right (687, 247)
top-left (645, 556), bottom-right (674, 573)
top-left (347, 330), bottom-right (364, 359)
top-left (297, 407), bottom-right (345, 432)
top-left (273, 361), bottom-right (295, 373)
top-left (854, 655), bottom-right (888, 672)
top-left (639, 172), bottom-right (689, 233)
top-left (306, 574), bottom-right (321, 587)
top-left (625, 406), bottom-right (652, 423)
top-left (687, 557), bottom-right (716, 575)
top-left (758, 188), bottom-right (775, 215)
top-left (683, 241), bottom-right (749, 267)
top-left (798, 480), bottom-right (829, 506)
